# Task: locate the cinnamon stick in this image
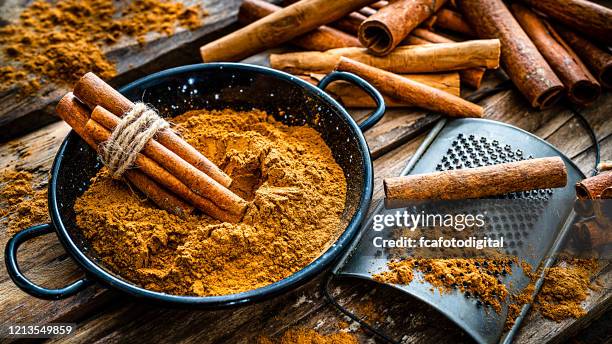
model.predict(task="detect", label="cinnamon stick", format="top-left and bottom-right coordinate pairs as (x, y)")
top-left (331, 12), bottom-right (367, 35)
top-left (56, 94), bottom-right (194, 216)
top-left (358, 6), bottom-right (377, 17)
top-left (83, 117), bottom-right (245, 223)
top-left (521, 0), bottom-right (612, 45)
top-left (572, 219), bottom-right (610, 249)
top-left (73, 73), bottom-right (232, 188)
top-left (200, 0), bottom-right (376, 62)
top-left (598, 161), bottom-right (612, 172)
top-left (434, 8), bottom-right (474, 36)
top-left (460, 0), bottom-right (564, 109)
top-left (511, 4), bottom-right (600, 106)
top-left (358, 0), bottom-right (447, 55)
top-left (301, 72), bottom-right (461, 107)
top-left (238, 0), bottom-right (361, 51)
top-left (89, 105), bottom-right (247, 221)
top-left (270, 39), bottom-right (500, 74)
top-left (335, 57), bottom-right (482, 117)
top-left (384, 157), bottom-right (567, 201)
top-left (554, 25), bottom-right (612, 90)
top-left (370, 1), bottom-right (388, 10)
top-left (409, 28), bottom-right (485, 88)
top-left (576, 171), bottom-right (612, 200)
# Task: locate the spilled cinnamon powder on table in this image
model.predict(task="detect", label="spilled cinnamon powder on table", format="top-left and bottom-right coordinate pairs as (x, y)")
top-left (0, 0), bottom-right (206, 94)
top-left (505, 257), bottom-right (599, 328)
top-left (74, 109), bottom-right (347, 296)
top-left (258, 328), bottom-right (358, 344)
top-left (0, 169), bottom-right (49, 236)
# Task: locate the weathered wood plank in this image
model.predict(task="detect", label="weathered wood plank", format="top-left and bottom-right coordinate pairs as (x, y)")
top-left (0, 0), bottom-right (246, 139)
top-left (0, 50), bottom-right (610, 344)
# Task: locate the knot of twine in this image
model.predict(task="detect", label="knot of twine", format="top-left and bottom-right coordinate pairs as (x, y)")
top-left (100, 103), bottom-right (169, 179)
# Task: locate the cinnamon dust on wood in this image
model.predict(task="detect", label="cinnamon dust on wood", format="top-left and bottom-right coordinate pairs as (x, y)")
top-left (258, 328), bottom-right (358, 344)
top-left (0, 0), bottom-right (206, 94)
top-left (505, 258), bottom-right (599, 329)
top-left (0, 169), bottom-right (49, 235)
top-left (74, 109), bottom-right (347, 296)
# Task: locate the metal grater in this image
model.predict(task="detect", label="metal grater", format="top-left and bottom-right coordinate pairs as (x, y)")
top-left (332, 118), bottom-right (585, 344)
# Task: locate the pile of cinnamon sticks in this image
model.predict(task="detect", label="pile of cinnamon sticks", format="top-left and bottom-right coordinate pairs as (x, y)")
top-left (200, 0), bottom-right (508, 118)
top-left (462, 0), bottom-right (611, 108)
top-left (572, 171), bottom-right (612, 250)
top-left (56, 73), bottom-right (248, 223)
top-left (200, 0), bottom-right (611, 112)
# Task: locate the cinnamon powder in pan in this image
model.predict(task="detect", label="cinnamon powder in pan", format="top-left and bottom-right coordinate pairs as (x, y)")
top-left (74, 109), bottom-right (347, 296)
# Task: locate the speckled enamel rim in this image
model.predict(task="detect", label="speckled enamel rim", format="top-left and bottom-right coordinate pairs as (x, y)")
top-left (37, 63), bottom-right (383, 306)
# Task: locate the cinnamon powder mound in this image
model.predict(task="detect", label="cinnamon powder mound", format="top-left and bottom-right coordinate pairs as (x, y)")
top-left (534, 258), bottom-right (599, 321)
top-left (0, 0), bottom-right (206, 94)
top-left (0, 169), bottom-right (49, 235)
top-left (74, 109), bottom-right (347, 296)
top-left (374, 258), bottom-right (515, 312)
top-left (258, 328), bottom-right (358, 344)
top-left (505, 258), bottom-right (598, 329)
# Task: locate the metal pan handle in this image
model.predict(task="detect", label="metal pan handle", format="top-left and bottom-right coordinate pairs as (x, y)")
top-left (5, 223), bottom-right (94, 299)
top-left (318, 71), bottom-right (386, 132)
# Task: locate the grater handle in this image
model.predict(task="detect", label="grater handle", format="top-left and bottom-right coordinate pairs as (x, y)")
top-left (317, 71), bottom-right (386, 131)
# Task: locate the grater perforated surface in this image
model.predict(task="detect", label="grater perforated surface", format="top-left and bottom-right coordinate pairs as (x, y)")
top-left (334, 119), bottom-right (585, 344)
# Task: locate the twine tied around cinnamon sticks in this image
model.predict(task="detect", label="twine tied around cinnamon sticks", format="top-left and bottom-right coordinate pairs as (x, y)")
top-left (56, 73), bottom-right (248, 223)
top-left (100, 103), bottom-right (169, 179)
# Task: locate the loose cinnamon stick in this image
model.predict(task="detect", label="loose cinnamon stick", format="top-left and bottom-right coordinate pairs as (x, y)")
top-left (200, 0), bottom-right (376, 62)
top-left (335, 57), bottom-right (482, 117)
top-left (460, 0), bottom-right (564, 109)
top-left (83, 118), bottom-right (245, 223)
top-left (370, 1), bottom-right (388, 10)
top-left (522, 0), bottom-right (612, 45)
top-left (384, 157), bottom-right (567, 201)
top-left (301, 72), bottom-right (461, 107)
top-left (331, 12), bottom-right (367, 35)
top-left (572, 219), bottom-right (610, 249)
top-left (358, 6), bottom-right (377, 17)
top-left (358, 0), bottom-right (447, 55)
top-left (554, 25), bottom-right (612, 89)
top-left (270, 39), bottom-right (500, 74)
top-left (434, 8), bottom-right (474, 36)
top-left (73, 73), bottom-right (232, 188)
top-left (598, 161), bottom-right (612, 172)
top-left (576, 171), bottom-right (612, 200)
top-left (409, 28), bottom-right (485, 88)
top-left (56, 94), bottom-right (194, 216)
top-left (511, 4), bottom-right (600, 106)
top-left (89, 105), bottom-right (247, 221)
top-left (238, 0), bottom-right (360, 51)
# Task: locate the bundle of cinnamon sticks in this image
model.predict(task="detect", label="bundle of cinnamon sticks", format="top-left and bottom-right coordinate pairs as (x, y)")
top-left (200, 0), bottom-right (511, 118)
top-left (56, 73), bottom-right (248, 223)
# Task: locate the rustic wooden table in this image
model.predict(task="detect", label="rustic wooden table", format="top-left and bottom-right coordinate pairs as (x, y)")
top-left (0, 0), bottom-right (610, 343)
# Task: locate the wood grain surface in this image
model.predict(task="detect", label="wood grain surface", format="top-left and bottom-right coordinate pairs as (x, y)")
top-left (0, 0), bottom-right (247, 140)
top-left (0, 6), bottom-right (611, 343)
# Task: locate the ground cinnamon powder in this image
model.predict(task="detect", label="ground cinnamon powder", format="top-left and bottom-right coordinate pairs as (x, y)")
top-left (0, 169), bottom-right (49, 235)
top-left (258, 328), bottom-right (358, 344)
top-left (374, 257), bottom-right (515, 312)
top-left (74, 109), bottom-right (347, 296)
top-left (0, 0), bottom-right (205, 94)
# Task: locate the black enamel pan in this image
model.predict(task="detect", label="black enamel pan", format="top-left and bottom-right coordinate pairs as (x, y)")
top-left (5, 63), bottom-right (385, 307)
